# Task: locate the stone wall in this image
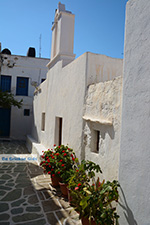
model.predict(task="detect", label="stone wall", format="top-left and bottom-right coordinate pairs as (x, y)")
top-left (83, 76), bottom-right (122, 181)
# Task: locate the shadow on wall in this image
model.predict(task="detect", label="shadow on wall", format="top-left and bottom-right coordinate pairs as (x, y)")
top-left (101, 124), bottom-right (115, 140)
top-left (118, 186), bottom-right (138, 225)
top-left (30, 103), bottom-right (40, 143)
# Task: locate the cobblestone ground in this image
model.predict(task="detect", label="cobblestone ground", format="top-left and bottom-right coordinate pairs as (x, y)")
top-left (0, 141), bottom-right (81, 225)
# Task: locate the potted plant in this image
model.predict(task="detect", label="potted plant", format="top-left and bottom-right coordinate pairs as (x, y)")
top-left (68, 160), bottom-right (102, 198)
top-left (80, 179), bottom-right (120, 225)
top-left (68, 160), bottom-right (120, 224)
top-left (40, 147), bottom-right (61, 187)
top-left (53, 145), bottom-right (78, 196)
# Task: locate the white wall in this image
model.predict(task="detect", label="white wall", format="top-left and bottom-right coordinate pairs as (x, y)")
top-left (59, 13), bottom-right (75, 56)
top-left (1, 54), bottom-right (49, 140)
top-left (32, 80), bottom-right (48, 143)
top-left (1, 54), bottom-right (49, 96)
top-left (83, 76), bottom-right (122, 181)
top-left (86, 52), bottom-right (123, 85)
top-left (118, 0), bottom-right (150, 224)
top-left (31, 53), bottom-right (87, 160)
top-left (31, 52), bottom-right (123, 165)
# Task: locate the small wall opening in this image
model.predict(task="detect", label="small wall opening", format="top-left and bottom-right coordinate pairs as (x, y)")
top-left (41, 113), bottom-right (45, 131)
top-left (92, 130), bottom-right (100, 153)
top-left (24, 109), bottom-right (30, 116)
top-left (55, 117), bottom-right (63, 146)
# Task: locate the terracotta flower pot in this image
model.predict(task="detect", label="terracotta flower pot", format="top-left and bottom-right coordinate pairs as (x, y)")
top-left (51, 175), bottom-right (61, 187)
top-left (59, 182), bottom-right (68, 196)
top-left (81, 217), bottom-right (97, 225)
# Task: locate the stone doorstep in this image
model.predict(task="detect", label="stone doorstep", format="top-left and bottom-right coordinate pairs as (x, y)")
top-left (0, 138), bottom-right (11, 141)
top-left (26, 135), bottom-right (47, 164)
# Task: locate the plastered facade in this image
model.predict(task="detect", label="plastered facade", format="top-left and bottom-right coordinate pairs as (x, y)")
top-left (0, 53), bottom-right (49, 140)
top-left (31, 52), bottom-right (122, 168)
top-left (118, 0), bottom-right (150, 224)
top-left (83, 76), bottom-right (122, 181)
top-left (29, 3), bottom-right (123, 183)
top-left (27, 1), bottom-right (150, 224)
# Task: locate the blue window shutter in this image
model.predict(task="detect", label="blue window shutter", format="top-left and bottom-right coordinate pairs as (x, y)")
top-left (16, 77), bottom-right (29, 96)
top-left (1, 75), bottom-right (11, 92)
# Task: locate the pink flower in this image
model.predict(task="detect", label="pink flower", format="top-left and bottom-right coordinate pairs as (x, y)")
top-left (75, 187), bottom-right (79, 190)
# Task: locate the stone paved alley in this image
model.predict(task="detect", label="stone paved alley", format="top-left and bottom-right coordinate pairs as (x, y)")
top-left (0, 141), bottom-right (81, 225)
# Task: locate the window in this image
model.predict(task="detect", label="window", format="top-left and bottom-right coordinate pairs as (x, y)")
top-left (41, 78), bottom-right (45, 83)
top-left (0, 75), bottom-right (11, 92)
top-left (92, 130), bottom-right (100, 153)
top-left (95, 130), bottom-right (100, 153)
top-left (41, 113), bottom-right (45, 131)
top-left (16, 77), bottom-right (29, 96)
top-left (24, 109), bottom-right (30, 116)
top-left (55, 117), bottom-right (63, 146)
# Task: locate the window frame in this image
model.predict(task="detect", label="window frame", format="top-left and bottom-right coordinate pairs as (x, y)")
top-left (0, 75), bottom-right (11, 92)
top-left (16, 77), bottom-right (29, 96)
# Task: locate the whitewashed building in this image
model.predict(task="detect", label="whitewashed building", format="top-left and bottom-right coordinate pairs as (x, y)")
top-left (27, 2), bottom-right (123, 182)
top-left (118, 0), bottom-right (150, 224)
top-left (0, 47), bottom-right (49, 140)
top-left (27, 1), bottom-right (150, 224)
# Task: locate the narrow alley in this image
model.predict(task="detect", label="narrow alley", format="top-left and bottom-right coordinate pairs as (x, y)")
top-left (0, 141), bottom-right (81, 225)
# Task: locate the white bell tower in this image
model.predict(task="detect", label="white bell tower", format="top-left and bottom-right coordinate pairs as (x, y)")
top-left (47, 2), bottom-right (76, 69)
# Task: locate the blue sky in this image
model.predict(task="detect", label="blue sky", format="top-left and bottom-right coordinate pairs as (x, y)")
top-left (0, 0), bottom-right (128, 59)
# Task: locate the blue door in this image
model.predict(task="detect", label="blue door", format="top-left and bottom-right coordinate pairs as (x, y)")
top-left (0, 108), bottom-right (11, 137)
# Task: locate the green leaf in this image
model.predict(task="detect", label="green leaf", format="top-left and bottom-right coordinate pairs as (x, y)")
top-left (83, 187), bottom-right (92, 195)
top-left (80, 199), bottom-right (88, 210)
